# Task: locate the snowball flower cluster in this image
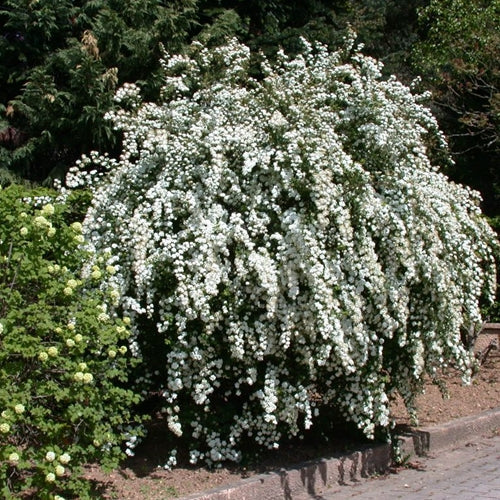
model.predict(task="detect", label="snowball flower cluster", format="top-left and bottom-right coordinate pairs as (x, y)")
top-left (69, 38), bottom-right (497, 464)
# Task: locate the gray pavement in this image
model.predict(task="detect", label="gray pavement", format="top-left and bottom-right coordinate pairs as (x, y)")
top-left (293, 433), bottom-right (500, 499)
top-left (185, 409), bottom-right (500, 500)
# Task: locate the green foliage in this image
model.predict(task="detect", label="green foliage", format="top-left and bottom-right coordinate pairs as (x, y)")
top-left (0, 0), bottom-right (199, 182)
top-left (0, 184), bottom-right (143, 499)
top-left (413, 0), bottom-right (500, 214)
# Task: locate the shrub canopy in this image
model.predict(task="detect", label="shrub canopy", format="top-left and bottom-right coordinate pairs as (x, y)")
top-left (68, 38), bottom-right (497, 466)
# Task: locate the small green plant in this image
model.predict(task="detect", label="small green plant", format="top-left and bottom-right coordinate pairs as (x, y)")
top-left (0, 184), bottom-right (143, 499)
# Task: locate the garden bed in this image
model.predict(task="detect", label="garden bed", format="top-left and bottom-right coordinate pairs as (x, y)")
top-left (85, 335), bottom-right (499, 499)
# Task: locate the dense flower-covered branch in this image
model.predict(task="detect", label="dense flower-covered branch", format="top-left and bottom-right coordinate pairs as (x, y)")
top-left (67, 38), bottom-right (497, 466)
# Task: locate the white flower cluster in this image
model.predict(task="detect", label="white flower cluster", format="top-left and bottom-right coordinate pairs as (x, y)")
top-left (70, 38), bottom-right (498, 464)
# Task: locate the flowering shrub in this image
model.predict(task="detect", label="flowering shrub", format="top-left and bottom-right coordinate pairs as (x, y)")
top-left (0, 185), bottom-right (143, 499)
top-left (68, 38), bottom-right (497, 466)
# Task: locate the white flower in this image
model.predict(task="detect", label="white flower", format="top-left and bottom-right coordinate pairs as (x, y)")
top-left (8, 452), bottom-right (20, 464)
top-left (68, 38), bottom-right (498, 467)
top-left (45, 451), bottom-right (56, 462)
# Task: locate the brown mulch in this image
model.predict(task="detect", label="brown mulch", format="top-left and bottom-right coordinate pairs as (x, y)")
top-left (86, 335), bottom-right (499, 499)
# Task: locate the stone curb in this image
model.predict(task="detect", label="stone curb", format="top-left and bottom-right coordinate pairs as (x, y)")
top-left (181, 407), bottom-right (500, 500)
top-left (397, 406), bottom-right (500, 458)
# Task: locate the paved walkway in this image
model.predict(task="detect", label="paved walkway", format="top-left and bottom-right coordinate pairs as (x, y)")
top-left (293, 434), bottom-right (500, 499)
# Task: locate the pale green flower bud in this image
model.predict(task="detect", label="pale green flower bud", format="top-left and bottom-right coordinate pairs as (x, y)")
top-left (98, 312), bottom-right (109, 322)
top-left (14, 404), bottom-right (25, 414)
top-left (108, 349), bottom-right (117, 359)
top-left (45, 472), bottom-right (56, 483)
top-left (55, 464), bottom-right (65, 476)
top-left (63, 287), bottom-right (73, 296)
top-left (59, 453), bottom-right (71, 464)
top-left (73, 372), bottom-right (84, 382)
top-left (66, 279), bottom-right (78, 289)
top-left (8, 452), bottom-right (19, 464)
top-left (106, 265), bottom-right (116, 275)
top-left (45, 451), bottom-right (56, 462)
top-left (70, 222), bottom-right (82, 233)
top-left (47, 226), bottom-right (56, 237)
top-left (41, 203), bottom-right (55, 216)
top-left (78, 362), bottom-right (87, 371)
top-left (73, 234), bottom-right (85, 244)
top-left (83, 373), bottom-right (94, 384)
top-left (38, 352), bottom-right (49, 362)
top-left (66, 338), bottom-right (75, 347)
top-left (0, 423), bottom-right (10, 433)
top-left (47, 346), bottom-right (58, 357)
top-left (119, 346), bottom-right (128, 355)
top-left (19, 227), bottom-right (28, 236)
top-left (91, 269), bottom-right (102, 280)
top-left (74, 333), bottom-right (83, 343)
top-left (33, 215), bottom-right (49, 228)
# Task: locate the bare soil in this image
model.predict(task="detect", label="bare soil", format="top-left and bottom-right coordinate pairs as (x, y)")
top-left (86, 335), bottom-right (499, 499)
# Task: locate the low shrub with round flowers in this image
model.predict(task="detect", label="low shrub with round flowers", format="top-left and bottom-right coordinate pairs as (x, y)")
top-left (68, 38), bottom-right (498, 466)
top-left (0, 185), bottom-right (143, 498)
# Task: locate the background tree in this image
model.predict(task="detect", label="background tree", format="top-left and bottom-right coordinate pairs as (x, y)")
top-left (412, 0), bottom-right (500, 219)
top-left (0, 0), bottom-right (198, 182)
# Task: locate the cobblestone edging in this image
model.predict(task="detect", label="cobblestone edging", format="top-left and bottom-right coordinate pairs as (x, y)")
top-left (181, 407), bottom-right (500, 500)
